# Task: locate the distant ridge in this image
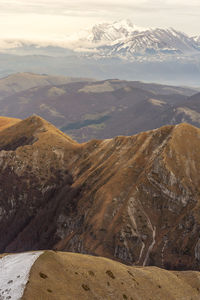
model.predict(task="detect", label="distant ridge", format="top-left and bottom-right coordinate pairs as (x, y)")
top-left (0, 74), bottom-right (199, 142)
top-left (0, 72), bottom-right (95, 100)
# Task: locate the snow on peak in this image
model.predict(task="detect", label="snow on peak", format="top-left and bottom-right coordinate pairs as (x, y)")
top-left (93, 25), bottom-right (200, 59)
top-left (0, 251), bottom-right (43, 300)
top-left (113, 19), bottom-right (149, 32)
top-left (193, 35), bottom-right (200, 44)
top-left (88, 19), bottom-right (149, 44)
top-left (113, 19), bottom-right (134, 29)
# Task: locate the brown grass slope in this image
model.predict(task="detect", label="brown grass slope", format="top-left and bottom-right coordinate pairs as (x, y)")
top-left (1, 116), bottom-right (200, 271)
top-left (22, 251), bottom-right (200, 300)
top-left (0, 116), bottom-right (21, 131)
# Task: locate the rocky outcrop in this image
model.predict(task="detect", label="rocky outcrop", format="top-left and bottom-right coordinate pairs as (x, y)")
top-left (0, 116), bottom-right (200, 271)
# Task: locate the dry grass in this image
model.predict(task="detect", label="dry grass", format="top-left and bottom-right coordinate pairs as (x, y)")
top-left (21, 251), bottom-right (200, 300)
top-left (0, 116), bottom-right (21, 131)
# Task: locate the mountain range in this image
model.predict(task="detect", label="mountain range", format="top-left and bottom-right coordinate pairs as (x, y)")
top-left (86, 19), bottom-right (146, 44)
top-left (1, 115), bottom-right (200, 272)
top-left (3, 20), bottom-right (200, 59)
top-left (81, 20), bottom-right (200, 59)
top-left (1, 73), bottom-right (200, 142)
top-left (0, 20), bottom-right (199, 86)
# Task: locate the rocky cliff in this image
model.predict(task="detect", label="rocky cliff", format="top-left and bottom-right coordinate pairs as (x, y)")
top-left (0, 116), bottom-right (200, 271)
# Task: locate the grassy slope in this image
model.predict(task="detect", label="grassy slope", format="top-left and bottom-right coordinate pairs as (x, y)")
top-left (22, 251), bottom-right (200, 300)
top-left (0, 116), bottom-right (21, 131)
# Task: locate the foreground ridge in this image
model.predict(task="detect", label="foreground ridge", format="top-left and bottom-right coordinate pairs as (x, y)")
top-left (0, 116), bottom-right (200, 271)
top-left (0, 251), bottom-right (200, 300)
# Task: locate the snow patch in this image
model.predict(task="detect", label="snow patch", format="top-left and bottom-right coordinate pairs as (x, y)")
top-left (0, 251), bottom-right (43, 300)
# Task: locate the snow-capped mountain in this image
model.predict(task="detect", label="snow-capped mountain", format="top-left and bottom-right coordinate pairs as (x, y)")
top-left (77, 20), bottom-right (200, 60)
top-left (0, 19), bottom-right (199, 83)
top-left (0, 19), bottom-right (199, 61)
top-left (97, 28), bottom-right (200, 59)
top-left (87, 19), bottom-right (148, 44)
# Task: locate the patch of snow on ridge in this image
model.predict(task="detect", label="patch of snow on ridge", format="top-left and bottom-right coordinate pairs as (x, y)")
top-left (0, 251), bottom-right (43, 300)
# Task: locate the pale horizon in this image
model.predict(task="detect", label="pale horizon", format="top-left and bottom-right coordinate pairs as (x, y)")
top-left (0, 0), bottom-right (199, 43)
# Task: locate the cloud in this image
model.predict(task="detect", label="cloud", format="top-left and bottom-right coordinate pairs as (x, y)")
top-left (1, 0), bottom-right (200, 16)
top-left (0, 0), bottom-right (199, 39)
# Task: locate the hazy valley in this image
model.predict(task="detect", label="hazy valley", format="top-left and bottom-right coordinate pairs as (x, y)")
top-left (0, 72), bottom-right (200, 142)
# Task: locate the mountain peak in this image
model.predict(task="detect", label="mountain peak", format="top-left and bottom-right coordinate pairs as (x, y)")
top-left (170, 122), bottom-right (200, 141)
top-left (0, 115), bottom-right (78, 153)
top-left (114, 18), bottom-right (134, 28)
top-left (25, 114), bottom-right (50, 126)
top-left (88, 19), bottom-right (149, 44)
top-left (69, 19), bottom-right (200, 59)
top-left (113, 18), bottom-right (149, 32)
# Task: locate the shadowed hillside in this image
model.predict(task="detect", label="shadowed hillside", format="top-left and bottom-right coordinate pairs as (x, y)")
top-left (0, 72), bottom-right (95, 100)
top-left (0, 73), bottom-right (198, 142)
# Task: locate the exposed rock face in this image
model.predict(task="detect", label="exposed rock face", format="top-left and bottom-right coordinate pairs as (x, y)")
top-left (0, 116), bottom-right (80, 252)
top-left (0, 116), bottom-right (200, 271)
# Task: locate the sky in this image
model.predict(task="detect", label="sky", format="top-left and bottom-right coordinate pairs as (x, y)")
top-left (0, 0), bottom-right (199, 42)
